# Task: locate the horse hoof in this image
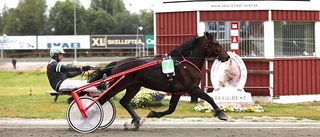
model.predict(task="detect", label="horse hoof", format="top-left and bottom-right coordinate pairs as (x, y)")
top-left (124, 123), bottom-right (129, 131)
top-left (123, 122), bottom-right (139, 131)
top-left (147, 111), bottom-right (156, 118)
top-left (124, 118), bottom-right (144, 131)
top-left (132, 121), bottom-right (140, 131)
top-left (214, 110), bottom-right (228, 121)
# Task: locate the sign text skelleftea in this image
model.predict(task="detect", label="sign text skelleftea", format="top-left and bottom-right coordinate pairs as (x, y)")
top-left (91, 35), bottom-right (144, 49)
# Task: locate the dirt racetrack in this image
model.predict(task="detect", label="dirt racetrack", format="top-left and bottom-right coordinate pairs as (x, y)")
top-left (1, 118), bottom-right (320, 137)
top-left (2, 127), bottom-right (320, 137)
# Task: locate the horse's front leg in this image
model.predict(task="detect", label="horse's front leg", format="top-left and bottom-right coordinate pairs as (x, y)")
top-left (147, 93), bottom-right (181, 118)
top-left (119, 84), bottom-right (142, 130)
top-left (191, 86), bottom-right (227, 121)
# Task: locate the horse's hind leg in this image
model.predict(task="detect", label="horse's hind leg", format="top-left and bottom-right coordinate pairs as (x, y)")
top-left (147, 93), bottom-right (181, 118)
top-left (191, 87), bottom-right (227, 121)
top-left (119, 84), bottom-right (142, 130)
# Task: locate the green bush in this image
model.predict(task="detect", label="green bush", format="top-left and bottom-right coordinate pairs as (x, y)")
top-left (130, 88), bottom-right (166, 108)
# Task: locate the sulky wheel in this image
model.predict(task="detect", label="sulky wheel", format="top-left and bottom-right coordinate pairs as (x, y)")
top-left (66, 97), bottom-right (103, 133)
top-left (99, 99), bottom-right (116, 129)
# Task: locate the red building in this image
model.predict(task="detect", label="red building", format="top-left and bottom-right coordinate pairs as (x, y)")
top-left (154, 0), bottom-right (320, 103)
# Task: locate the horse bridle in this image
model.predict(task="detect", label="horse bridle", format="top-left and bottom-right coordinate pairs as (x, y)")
top-left (204, 36), bottom-right (222, 60)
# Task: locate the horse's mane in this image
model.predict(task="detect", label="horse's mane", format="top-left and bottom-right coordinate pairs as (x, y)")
top-left (168, 35), bottom-right (202, 57)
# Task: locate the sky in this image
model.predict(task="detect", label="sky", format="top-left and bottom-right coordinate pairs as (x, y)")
top-left (0, 0), bottom-right (155, 14)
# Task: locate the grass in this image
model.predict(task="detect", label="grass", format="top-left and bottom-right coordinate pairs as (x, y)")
top-left (1, 70), bottom-right (320, 120)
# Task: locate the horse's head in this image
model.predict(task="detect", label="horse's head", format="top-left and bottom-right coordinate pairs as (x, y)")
top-left (203, 32), bottom-right (230, 62)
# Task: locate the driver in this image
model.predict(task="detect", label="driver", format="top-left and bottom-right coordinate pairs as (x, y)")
top-left (46, 47), bottom-right (94, 103)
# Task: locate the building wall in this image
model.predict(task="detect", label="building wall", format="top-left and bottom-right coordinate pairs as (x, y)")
top-left (155, 10), bottom-right (320, 97)
top-left (273, 58), bottom-right (320, 96)
top-left (243, 60), bottom-right (270, 96)
top-left (272, 10), bottom-right (320, 21)
top-left (155, 12), bottom-right (198, 55)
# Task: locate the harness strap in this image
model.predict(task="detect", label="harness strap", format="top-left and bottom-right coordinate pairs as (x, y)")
top-left (178, 55), bottom-right (202, 75)
top-left (165, 55), bottom-right (202, 91)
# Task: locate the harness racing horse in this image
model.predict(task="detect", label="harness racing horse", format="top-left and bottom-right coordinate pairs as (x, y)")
top-left (89, 32), bottom-right (230, 130)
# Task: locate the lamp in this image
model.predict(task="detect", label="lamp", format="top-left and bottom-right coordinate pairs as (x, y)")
top-left (73, 0), bottom-right (79, 65)
top-left (136, 26), bottom-right (143, 57)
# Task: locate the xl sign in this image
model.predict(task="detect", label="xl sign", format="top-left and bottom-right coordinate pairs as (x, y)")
top-left (92, 37), bottom-right (106, 46)
top-left (91, 35), bottom-right (144, 49)
top-left (47, 43), bottom-right (81, 49)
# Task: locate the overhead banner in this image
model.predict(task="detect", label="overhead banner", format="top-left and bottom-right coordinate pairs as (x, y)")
top-left (156, 0), bottom-right (316, 12)
top-left (164, 0), bottom-right (310, 2)
top-left (37, 35), bottom-right (90, 49)
top-left (0, 36), bottom-right (37, 50)
top-left (91, 35), bottom-right (144, 49)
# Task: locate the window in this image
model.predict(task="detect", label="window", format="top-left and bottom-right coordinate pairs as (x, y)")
top-left (205, 21), bottom-right (264, 57)
top-left (274, 22), bottom-right (315, 57)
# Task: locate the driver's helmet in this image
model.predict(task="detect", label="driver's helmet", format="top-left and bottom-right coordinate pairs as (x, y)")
top-left (49, 47), bottom-right (65, 57)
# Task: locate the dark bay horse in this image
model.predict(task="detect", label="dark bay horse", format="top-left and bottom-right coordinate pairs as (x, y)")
top-left (89, 32), bottom-right (230, 129)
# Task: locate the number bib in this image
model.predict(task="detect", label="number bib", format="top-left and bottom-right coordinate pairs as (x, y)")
top-left (161, 59), bottom-right (175, 74)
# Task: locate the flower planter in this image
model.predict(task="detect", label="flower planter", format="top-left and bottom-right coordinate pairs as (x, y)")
top-left (147, 100), bottom-right (163, 107)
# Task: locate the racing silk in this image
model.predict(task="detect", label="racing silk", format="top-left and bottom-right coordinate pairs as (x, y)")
top-left (47, 59), bottom-right (82, 91)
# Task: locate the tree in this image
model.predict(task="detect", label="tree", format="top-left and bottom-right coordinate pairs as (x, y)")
top-left (90, 0), bottom-right (126, 15)
top-left (0, 4), bottom-right (12, 34)
top-left (49, 0), bottom-right (87, 35)
top-left (0, 16), bottom-right (2, 34)
top-left (139, 10), bottom-right (154, 35)
top-left (1, 0), bottom-right (155, 35)
top-left (85, 8), bottom-right (114, 34)
top-left (3, 0), bottom-right (47, 35)
top-left (90, 0), bottom-right (113, 13)
top-left (111, 11), bottom-right (141, 34)
top-left (111, 0), bottom-right (126, 14)
top-left (3, 9), bottom-right (21, 35)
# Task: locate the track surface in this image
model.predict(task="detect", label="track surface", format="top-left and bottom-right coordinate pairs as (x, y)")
top-left (1, 118), bottom-right (320, 137)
